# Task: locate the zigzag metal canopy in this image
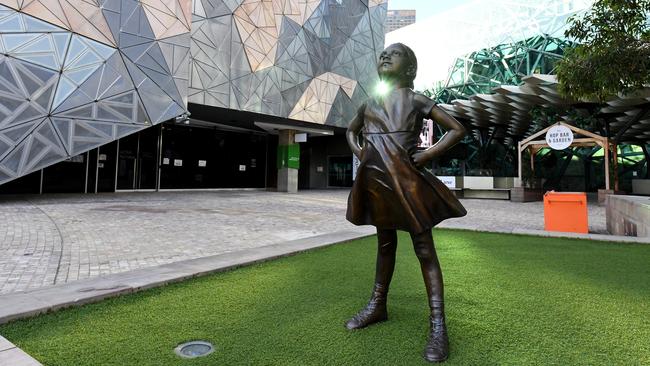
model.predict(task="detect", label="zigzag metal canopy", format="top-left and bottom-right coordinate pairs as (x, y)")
top-left (439, 74), bottom-right (650, 146)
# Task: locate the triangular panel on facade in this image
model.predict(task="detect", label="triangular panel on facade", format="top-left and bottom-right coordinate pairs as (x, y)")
top-left (0, 55), bottom-right (58, 130)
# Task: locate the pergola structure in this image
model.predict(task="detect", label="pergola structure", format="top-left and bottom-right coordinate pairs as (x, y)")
top-left (517, 122), bottom-right (616, 190)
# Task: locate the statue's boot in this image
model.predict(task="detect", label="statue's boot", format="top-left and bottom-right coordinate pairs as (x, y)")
top-left (423, 300), bottom-right (449, 363)
top-left (345, 283), bottom-right (388, 330)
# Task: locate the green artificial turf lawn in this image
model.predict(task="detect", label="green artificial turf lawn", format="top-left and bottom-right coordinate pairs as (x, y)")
top-left (1, 229), bottom-right (650, 366)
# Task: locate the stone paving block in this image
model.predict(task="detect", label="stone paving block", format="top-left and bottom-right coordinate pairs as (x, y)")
top-left (0, 335), bottom-right (14, 352)
top-left (30, 280), bottom-right (134, 313)
top-left (0, 293), bottom-right (51, 324)
top-left (0, 346), bottom-right (43, 366)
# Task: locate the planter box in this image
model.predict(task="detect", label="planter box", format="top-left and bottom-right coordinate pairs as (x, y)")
top-left (464, 189), bottom-right (510, 200)
top-left (494, 177), bottom-right (515, 189)
top-left (597, 189), bottom-right (625, 205)
top-left (510, 187), bottom-right (543, 202)
top-left (454, 177), bottom-right (514, 200)
top-left (463, 176), bottom-right (494, 189)
top-left (606, 195), bottom-right (650, 237)
top-left (598, 189), bottom-right (613, 205)
top-left (632, 179), bottom-right (650, 195)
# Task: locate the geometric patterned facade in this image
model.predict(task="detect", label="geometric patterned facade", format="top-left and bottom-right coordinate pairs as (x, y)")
top-left (189, 0), bottom-right (386, 125)
top-left (0, 0), bottom-right (385, 185)
top-left (0, 0), bottom-right (191, 185)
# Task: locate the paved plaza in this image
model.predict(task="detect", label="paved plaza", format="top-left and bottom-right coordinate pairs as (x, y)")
top-left (0, 189), bottom-right (612, 296)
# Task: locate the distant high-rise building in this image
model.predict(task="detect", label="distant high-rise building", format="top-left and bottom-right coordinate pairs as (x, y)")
top-left (385, 9), bottom-right (416, 33)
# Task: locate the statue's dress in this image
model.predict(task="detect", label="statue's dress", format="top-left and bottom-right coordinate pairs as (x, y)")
top-left (346, 88), bottom-right (467, 234)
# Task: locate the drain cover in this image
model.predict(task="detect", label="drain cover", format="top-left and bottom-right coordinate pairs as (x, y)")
top-left (174, 341), bottom-right (215, 359)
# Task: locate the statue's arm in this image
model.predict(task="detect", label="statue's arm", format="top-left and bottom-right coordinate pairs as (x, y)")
top-left (412, 105), bottom-right (466, 168)
top-left (346, 112), bottom-right (364, 159)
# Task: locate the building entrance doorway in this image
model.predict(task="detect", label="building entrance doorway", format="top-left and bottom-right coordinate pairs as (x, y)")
top-left (159, 123), bottom-right (268, 189)
top-left (116, 126), bottom-right (160, 191)
top-left (328, 156), bottom-right (353, 187)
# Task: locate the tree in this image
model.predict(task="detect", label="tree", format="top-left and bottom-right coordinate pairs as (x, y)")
top-left (556, 0), bottom-right (650, 101)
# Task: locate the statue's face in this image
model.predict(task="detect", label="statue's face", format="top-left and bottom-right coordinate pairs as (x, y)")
top-left (377, 44), bottom-right (409, 79)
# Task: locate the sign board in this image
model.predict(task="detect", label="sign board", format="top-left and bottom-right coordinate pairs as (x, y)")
top-left (98, 154), bottom-right (107, 161)
top-left (295, 133), bottom-right (307, 142)
top-left (239, 165), bottom-right (246, 171)
top-left (277, 144), bottom-right (300, 169)
top-left (419, 119), bottom-right (434, 148)
top-left (198, 160), bottom-right (206, 167)
top-left (174, 159), bottom-right (183, 166)
top-left (545, 125), bottom-right (573, 150)
top-left (436, 176), bottom-right (456, 189)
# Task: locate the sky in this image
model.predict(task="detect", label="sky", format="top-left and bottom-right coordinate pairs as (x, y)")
top-left (386, 0), bottom-right (475, 21)
top-left (384, 0), bottom-right (594, 90)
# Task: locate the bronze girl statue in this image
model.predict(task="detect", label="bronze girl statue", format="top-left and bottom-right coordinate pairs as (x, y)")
top-left (345, 43), bottom-right (467, 363)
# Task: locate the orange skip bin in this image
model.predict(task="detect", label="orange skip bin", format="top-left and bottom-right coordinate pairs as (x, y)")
top-left (543, 191), bottom-right (588, 234)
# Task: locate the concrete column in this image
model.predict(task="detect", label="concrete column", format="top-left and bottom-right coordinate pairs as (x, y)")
top-left (277, 129), bottom-right (298, 193)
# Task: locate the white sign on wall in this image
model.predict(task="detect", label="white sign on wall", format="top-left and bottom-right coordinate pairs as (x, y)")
top-left (174, 159), bottom-right (182, 166)
top-left (419, 119), bottom-right (434, 148)
top-left (546, 125), bottom-right (573, 150)
top-left (436, 176), bottom-right (456, 189)
top-left (295, 133), bottom-right (307, 142)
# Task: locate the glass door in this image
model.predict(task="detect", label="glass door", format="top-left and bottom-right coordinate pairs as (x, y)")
top-left (328, 156), bottom-right (353, 187)
top-left (116, 134), bottom-right (137, 190)
top-left (116, 127), bottom-right (160, 191)
top-left (97, 141), bottom-right (117, 192)
top-left (136, 127), bottom-right (159, 190)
